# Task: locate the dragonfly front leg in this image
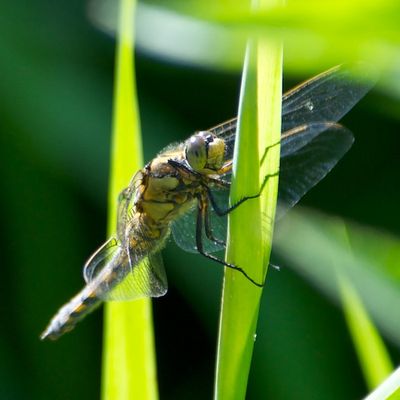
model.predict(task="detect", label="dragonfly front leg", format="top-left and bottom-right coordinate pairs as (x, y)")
top-left (195, 195), bottom-right (264, 288)
top-left (207, 140), bottom-right (280, 216)
top-left (206, 169), bottom-right (279, 217)
top-left (260, 140), bottom-right (281, 165)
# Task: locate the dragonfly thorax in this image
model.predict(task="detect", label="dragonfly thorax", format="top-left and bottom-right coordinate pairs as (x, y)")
top-left (185, 131), bottom-right (225, 173)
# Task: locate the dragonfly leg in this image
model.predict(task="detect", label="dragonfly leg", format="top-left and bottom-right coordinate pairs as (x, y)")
top-left (196, 195), bottom-right (264, 288)
top-left (168, 159), bottom-right (200, 176)
top-left (206, 170), bottom-right (279, 217)
top-left (206, 140), bottom-right (280, 216)
top-left (203, 197), bottom-right (226, 247)
top-left (169, 159), bottom-right (231, 190)
top-left (260, 140), bottom-right (281, 165)
top-left (216, 160), bottom-right (233, 175)
top-left (206, 176), bottom-right (231, 189)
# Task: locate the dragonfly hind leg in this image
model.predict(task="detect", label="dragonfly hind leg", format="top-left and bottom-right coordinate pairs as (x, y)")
top-left (203, 197), bottom-right (226, 248)
top-left (196, 195), bottom-right (264, 288)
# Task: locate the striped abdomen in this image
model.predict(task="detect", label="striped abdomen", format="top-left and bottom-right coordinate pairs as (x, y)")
top-left (40, 283), bottom-right (101, 340)
top-left (40, 230), bottom-right (165, 340)
top-left (41, 244), bottom-right (133, 340)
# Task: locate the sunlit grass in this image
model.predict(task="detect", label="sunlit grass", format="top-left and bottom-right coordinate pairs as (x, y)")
top-left (101, 0), bottom-right (158, 399)
top-left (215, 0), bottom-right (282, 397)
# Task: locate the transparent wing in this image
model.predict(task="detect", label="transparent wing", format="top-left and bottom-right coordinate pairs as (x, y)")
top-left (104, 251), bottom-right (167, 301)
top-left (83, 237), bottom-right (119, 283)
top-left (277, 122), bottom-right (354, 217)
top-left (116, 171), bottom-right (143, 242)
top-left (83, 236), bottom-right (167, 301)
top-left (207, 64), bottom-right (374, 162)
top-left (171, 204), bottom-right (197, 253)
top-left (172, 122), bottom-right (353, 254)
top-left (171, 191), bottom-right (228, 254)
top-left (281, 64), bottom-right (375, 132)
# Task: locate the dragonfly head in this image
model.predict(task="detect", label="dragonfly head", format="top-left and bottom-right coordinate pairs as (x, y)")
top-left (185, 131), bottom-right (225, 173)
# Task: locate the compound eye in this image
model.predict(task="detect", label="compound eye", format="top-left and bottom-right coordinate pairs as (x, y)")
top-left (185, 135), bottom-right (207, 171)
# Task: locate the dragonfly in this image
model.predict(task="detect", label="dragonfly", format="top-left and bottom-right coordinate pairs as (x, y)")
top-left (41, 64), bottom-right (373, 340)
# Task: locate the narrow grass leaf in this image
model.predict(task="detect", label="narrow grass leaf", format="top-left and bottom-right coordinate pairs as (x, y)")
top-left (331, 223), bottom-right (393, 390)
top-left (274, 209), bottom-right (400, 348)
top-left (338, 274), bottom-right (393, 389)
top-left (102, 0), bottom-right (159, 399)
top-left (214, 2), bottom-right (282, 397)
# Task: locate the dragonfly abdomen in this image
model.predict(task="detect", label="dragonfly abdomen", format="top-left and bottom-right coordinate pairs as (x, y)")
top-left (40, 284), bottom-right (100, 340)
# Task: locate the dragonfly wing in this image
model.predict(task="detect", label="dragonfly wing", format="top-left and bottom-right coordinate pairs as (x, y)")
top-left (104, 251), bottom-right (168, 301)
top-left (171, 204), bottom-right (198, 253)
top-left (83, 237), bottom-right (119, 283)
top-left (83, 237), bottom-right (167, 301)
top-left (116, 171), bottom-right (144, 242)
top-left (282, 64), bottom-right (375, 132)
top-left (207, 64), bottom-right (374, 162)
top-left (171, 190), bottom-right (229, 254)
top-left (278, 122), bottom-right (354, 217)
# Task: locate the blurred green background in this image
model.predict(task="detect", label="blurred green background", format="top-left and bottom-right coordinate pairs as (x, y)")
top-left (1, 1), bottom-right (399, 399)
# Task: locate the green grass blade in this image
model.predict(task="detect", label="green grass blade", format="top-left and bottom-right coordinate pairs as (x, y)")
top-left (274, 209), bottom-right (398, 394)
top-left (335, 224), bottom-right (393, 389)
top-left (214, 4), bottom-right (282, 398)
top-left (101, 0), bottom-right (159, 399)
top-left (339, 274), bottom-right (393, 389)
top-left (274, 209), bottom-right (400, 347)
